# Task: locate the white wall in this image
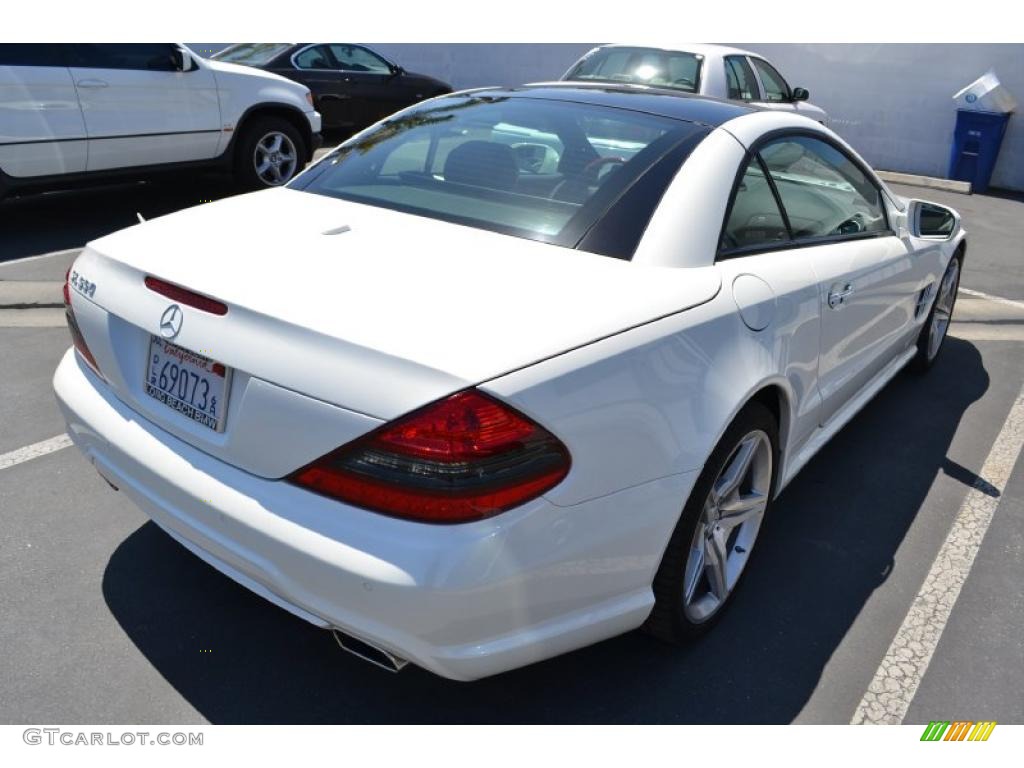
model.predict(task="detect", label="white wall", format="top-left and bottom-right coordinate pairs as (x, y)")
top-left (370, 42), bottom-right (594, 91)
top-left (193, 43), bottom-right (1023, 190)
top-left (732, 44), bottom-right (1023, 192)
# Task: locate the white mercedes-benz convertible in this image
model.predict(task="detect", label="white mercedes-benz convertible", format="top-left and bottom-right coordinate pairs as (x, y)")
top-left (55, 84), bottom-right (965, 680)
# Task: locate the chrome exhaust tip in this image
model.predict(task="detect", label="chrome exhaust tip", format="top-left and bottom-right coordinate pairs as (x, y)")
top-left (331, 628), bottom-right (408, 673)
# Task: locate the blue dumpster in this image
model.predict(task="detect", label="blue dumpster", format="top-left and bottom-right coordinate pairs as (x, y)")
top-left (947, 109), bottom-right (1011, 193)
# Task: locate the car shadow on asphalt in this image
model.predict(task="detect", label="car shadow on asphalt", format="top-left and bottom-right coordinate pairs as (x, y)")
top-left (101, 337), bottom-right (989, 724)
top-left (0, 175), bottom-right (241, 264)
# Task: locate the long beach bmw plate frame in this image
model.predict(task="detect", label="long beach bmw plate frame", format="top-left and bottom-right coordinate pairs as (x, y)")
top-left (144, 337), bottom-right (232, 433)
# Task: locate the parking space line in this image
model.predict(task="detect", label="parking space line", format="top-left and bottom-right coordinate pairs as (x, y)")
top-left (0, 434), bottom-right (73, 471)
top-left (851, 383), bottom-right (1024, 724)
top-left (960, 287), bottom-right (1024, 312)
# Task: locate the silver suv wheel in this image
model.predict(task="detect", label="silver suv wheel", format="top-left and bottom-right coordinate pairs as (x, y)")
top-left (253, 131), bottom-right (298, 186)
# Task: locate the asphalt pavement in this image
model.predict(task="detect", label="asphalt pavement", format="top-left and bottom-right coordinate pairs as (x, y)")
top-left (0, 179), bottom-right (1021, 724)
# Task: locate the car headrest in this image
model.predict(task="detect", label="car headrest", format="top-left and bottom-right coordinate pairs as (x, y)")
top-left (443, 140), bottom-right (519, 191)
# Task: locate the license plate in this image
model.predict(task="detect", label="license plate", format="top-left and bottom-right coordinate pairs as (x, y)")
top-left (145, 337), bottom-right (231, 432)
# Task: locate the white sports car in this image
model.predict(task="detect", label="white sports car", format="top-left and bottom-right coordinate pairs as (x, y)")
top-left (55, 84), bottom-right (965, 681)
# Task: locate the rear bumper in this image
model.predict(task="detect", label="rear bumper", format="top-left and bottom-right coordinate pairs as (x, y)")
top-left (54, 349), bottom-right (695, 680)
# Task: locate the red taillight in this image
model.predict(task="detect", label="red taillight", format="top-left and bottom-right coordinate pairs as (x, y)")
top-left (289, 390), bottom-right (571, 523)
top-left (64, 268), bottom-right (102, 378)
top-left (144, 276), bottom-right (228, 316)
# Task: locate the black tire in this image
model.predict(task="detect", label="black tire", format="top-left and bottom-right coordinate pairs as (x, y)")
top-left (233, 117), bottom-right (306, 190)
top-left (644, 401), bottom-right (779, 643)
top-left (910, 250), bottom-right (962, 373)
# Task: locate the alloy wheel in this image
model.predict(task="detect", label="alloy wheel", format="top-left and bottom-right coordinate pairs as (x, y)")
top-left (682, 429), bottom-right (772, 623)
top-left (253, 131), bottom-right (298, 186)
top-left (927, 258), bottom-right (961, 361)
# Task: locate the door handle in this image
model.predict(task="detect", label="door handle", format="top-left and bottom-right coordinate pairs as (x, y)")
top-left (828, 283), bottom-right (855, 309)
top-left (76, 78), bottom-right (109, 88)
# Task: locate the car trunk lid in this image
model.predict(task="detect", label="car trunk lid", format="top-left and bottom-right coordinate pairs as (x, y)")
top-left (71, 188), bottom-right (720, 475)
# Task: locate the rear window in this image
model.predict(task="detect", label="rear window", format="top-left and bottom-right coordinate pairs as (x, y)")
top-left (293, 95), bottom-right (696, 250)
top-left (212, 43), bottom-right (292, 66)
top-left (565, 47), bottom-right (703, 94)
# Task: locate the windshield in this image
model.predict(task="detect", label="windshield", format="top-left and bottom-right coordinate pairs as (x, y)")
top-left (565, 47), bottom-right (703, 94)
top-left (212, 43), bottom-right (292, 66)
top-left (292, 94), bottom-right (693, 249)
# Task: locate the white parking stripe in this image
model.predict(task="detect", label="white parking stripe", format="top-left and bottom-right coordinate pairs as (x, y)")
top-left (851, 383), bottom-right (1024, 724)
top-left (960, 287), bottom-right (1024, 312)
top-left (0, 434), bottom-right (73, 471)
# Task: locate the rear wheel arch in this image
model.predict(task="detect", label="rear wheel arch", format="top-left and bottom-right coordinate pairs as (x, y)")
top-left (953, 238), bottom-right (967, 265)
top-left (232, 104), bottom-right (314, 163)
top-left (662, 379), bottom-right (791, 535)
top-left (749, 383), bottom-right (789, 458)
top-left (710, 380), bottom-right (791, 478)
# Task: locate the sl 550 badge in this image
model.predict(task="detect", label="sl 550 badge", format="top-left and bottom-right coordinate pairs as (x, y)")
top-left (69, 270), bottom-right (96, 299)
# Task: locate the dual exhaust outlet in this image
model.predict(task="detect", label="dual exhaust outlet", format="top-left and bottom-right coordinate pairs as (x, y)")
top-left (331, 628), bottom-right (408, 673)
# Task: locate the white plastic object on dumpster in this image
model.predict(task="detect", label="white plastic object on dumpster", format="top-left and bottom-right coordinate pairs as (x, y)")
top-left (953, 70), bottom-right (1017, 113)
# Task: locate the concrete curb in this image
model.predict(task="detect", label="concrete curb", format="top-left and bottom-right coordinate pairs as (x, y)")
top-left (877, 171), bottom-right (972, 195)
top-left (0, 281), bottom-right (63, 309)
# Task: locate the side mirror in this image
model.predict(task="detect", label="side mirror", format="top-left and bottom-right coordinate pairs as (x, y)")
top-left (172, 47), bottom-right (194, 72)
top-left (389, 64), bottom-right (406, 77)
top-left (912, 201), bottom-right (957, 239)
top-left (791, 87), bottom-right (810, 102)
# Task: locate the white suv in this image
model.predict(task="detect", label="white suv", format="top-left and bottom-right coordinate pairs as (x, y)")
top-left (0, 43), bottom-right (322, 198)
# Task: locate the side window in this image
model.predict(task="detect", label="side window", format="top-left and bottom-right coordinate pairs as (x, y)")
top-left (67, 44), bottom-right (179, 72)
top-left (724, 56), bottom-right (758, 101)
top-left (750, 58), bottom-right (791, 102)
top-left (293, 45), bottom-right (334, 70)
top-left (760, 136), bottom-right (889, 240)
top-left (721, 158), bottom-right (790, 252)
top-left (328, 45), bottom-right (392, 74)
top-left (0, 44), bottom-right (64, 67)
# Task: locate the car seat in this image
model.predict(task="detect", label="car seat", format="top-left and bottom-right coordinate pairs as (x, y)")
top-left (443, 140), bottom-right (519, 191)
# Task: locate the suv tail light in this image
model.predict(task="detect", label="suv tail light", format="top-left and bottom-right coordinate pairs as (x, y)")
top-left (289, 390), bottom-right (571, 523)
top-left (64, 268), bottom-right (103, 378)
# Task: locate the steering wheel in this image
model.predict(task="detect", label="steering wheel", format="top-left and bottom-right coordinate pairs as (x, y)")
top-left (831, 212), bottom-right (867, 236)
top-left (582, 155), bottom-right (627, 182)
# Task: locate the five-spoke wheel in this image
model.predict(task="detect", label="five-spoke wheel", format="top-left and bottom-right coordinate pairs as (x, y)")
top-left (646, 401), bottom-right (779, 641)
top-left (913, 251), bottom-right (962, 372)
top-left (253, 131), bottom-right (298, 187)
top-left (234, 116), bottom-right (305, 190)
top-left (683, 429), bottom-right (772, 623)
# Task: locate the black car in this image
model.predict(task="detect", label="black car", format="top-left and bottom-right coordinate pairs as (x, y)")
top-left (211, 43), bottom-right (452, 134)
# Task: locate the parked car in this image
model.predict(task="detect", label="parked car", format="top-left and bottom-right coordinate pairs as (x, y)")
top-left (210, 43), bottom-right (452, 134)
top-left (561, 43), bottom-right (829, 123)
top-left (55, 83), bottom-right (963, 680)
top-left (0, 43), bottom-right (321, 198)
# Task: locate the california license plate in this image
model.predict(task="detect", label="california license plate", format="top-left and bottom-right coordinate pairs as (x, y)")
top-left (145, 337), bottom-right (231, 432)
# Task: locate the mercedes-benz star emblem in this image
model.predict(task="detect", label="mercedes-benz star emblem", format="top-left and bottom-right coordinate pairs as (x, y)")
top-left (159, 304), bottom-right (183, 339)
